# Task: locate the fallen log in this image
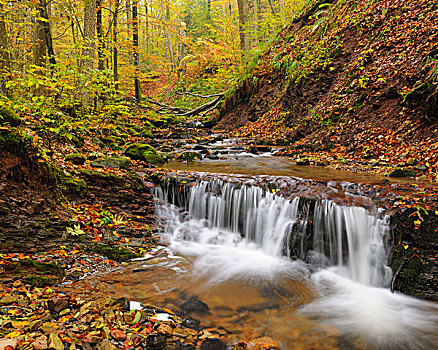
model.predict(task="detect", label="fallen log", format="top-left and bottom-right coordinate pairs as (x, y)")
top-left (145, 91), bottom-right (226, 118)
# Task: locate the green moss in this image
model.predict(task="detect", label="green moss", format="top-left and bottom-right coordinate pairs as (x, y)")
top-left (141, 128), bottom-right (154, 139)
top-left (0, 130), bottom-right (28, 156)
top-left (57, 171), bottom-right (87, 194)
top-left (124, 143), bottom-right (165, 164)
top-left (91, 156), bottom-right (132, 169)
top-left (90, 244), bottom-right (140, 262)
top-left (0, 104), bottom-right (21, 126)
top-left (4, 259), bottom-right (65, 287)
top-left (391, 244), bottom-right (426, 295)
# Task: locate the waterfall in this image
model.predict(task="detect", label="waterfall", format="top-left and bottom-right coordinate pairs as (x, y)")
top-left (154, 179), bottom-right (392, 287)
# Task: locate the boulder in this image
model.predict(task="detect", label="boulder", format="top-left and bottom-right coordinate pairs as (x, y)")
top-left (200, 338), bottom-right (227, 350)
top-left (388, 168), bottom-right (417, 178)
top-left (296, 158), bottom-right (310, 166)
top-left (65, 153), bottom-right (86, 165)
top-left (0, 104), bottom-right (21, 126)
top-left (91, 156), bottom-right (132, 169)
top-left (33, 335), bottom-right (48, 350)
top-left (176, 151), bottom-right (203, 161)
top-left (180, 299), bottom-right (209, 315)
top-left (124, 143), bottom-right (165, 164)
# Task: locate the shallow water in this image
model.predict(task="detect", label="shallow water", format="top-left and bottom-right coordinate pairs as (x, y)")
top-left (66, 174), bottom-right (438, 350)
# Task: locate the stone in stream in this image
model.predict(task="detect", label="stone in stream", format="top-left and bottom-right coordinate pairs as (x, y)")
top-left (388, 168), bottom-right (418, 178)
top-left (182, 317), bottom-right (201, 329)
top-left (116, 297), bottom-right (130, 311)
top-left (200, 338), bottom-right (227, 350)
top-left (177, 151), bottom-right (203, 161)
top-left (47, 296), bottom-right (69, 313)
top-left (180, 299), bottom-right (209, 315)
top-left (296, 158), bottom-right (310, 166)
top-left (145, 334), bottom-right (166, 350)
top-left (244, 337), bottom-right (280, 350)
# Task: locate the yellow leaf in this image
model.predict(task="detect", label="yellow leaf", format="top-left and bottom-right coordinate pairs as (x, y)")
top-left (6, 330), bottom-right (21, 338)
top-left (414, 220), bottom-right (421, 227)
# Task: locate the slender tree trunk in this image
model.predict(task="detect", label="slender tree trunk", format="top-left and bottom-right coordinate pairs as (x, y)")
top-left (83, 0), bottom-right (96, 108)
top-left (113, 0), bottom-right (119, 91)
top-left (237, 0), bottom-right (250, 52)
top-left (145, 0), bottom-right (149, 54)
top-left (33, 4), bottom-right (46, 68)
top-left (39, 0), bottom-right (56, 68)
top-left (83, 0), bottom-right (96, 69)
top-left (0, 3), bottom-right (10, 93)
top-left (96, 0), bottom-right (104, 70)
top-left (132, 0), bottom-right (141, 101)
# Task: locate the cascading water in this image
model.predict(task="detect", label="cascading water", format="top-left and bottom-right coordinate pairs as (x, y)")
top-left (155, 179), bottom-right (392, 286)
top-left (153, 178), bottom-right (438, 349)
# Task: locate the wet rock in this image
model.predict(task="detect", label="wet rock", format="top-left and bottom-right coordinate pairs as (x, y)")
top-left (245, 337), bottom-right (280, 350)
top-left (125, 143), bottom-right (165, 164)
top-left (110, 328), bottom-right (127, 341)
top-left (0, 338), bottom-right (18, 350)
top-left (116, 297), bottom-right (130, 311)
top-left (180, 300), bottom-right (209, 315)
top-left (296, 158), bottom-right (310, 166)
top-left (96, 340), bottom-right (117, 350)
top-left (157, 322), bottom-right (174, 335)
top-left (388, 168), bottom-right (417, 178)
top-left (33, 335), bottom-right (48, 350)
top-left (91, 156), bottom-right (132, 169)
top-left (200, 338), bottom-right (227, 350)
top-left (48, 333), bottom-right (63, 350)
top-left (65, 153), bottom-right (86, 165)
top-left (237, 301), bottom-right (279, 313)
top-left (47, 296), bottom-right (69, 313)
top-left (182, 317), bottom-right (201, 329)
top-left (176, 151), bottom-right (203, 161)
top-left (145, 334), bottom-right (166, 350)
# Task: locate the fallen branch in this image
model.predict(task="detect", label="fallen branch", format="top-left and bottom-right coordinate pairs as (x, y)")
top-left (145, 91), bottom-right (226, 118)
top-left (390, 257), bottom-right (408, 293)
top-left (174, 91), bottom-right (225, 99)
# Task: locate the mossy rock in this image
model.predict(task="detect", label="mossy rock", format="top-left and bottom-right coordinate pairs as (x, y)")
top-left (141, 128), bottom-right (154, 139)
top-left (65, 153), bottom-right (86, 165)
top-left (4, 259), bottom-right (65, 287)
top-left (202, 117), bottom-right (217, 129)
top-left (176, 151), bottom-right (203, 161)
top-left (91, 156), bottom-right (132, 169)
top-left (0, 130), bottom-right (29, 156)
top-left (90, 244), bottom-right (139, 262)
top-left (0, 104), bottom-right (21, 126)
top-left (296, 158), bottom-right (310, 166)
top-left (124, 143), bottom-right (165, 164)
top-left (157, 145), bottom-right (173, 153)
top-left (389, 168), bottom-right (418, 178)
top-left (57, 171), bottom-right (87, 194)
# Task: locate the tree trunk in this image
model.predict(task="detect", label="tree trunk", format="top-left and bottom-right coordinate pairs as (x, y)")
top-left (237, 0), bottom-right (250, 52)
top-left (96, 0), bottom-right (104, 70)
top-left (83, 0), bottom-right (96, 70)
top-left (113, 0), bottom-right (119, 90)
top-left (83, 0), bottom-right (96, 108)
top-left (39, 0), bottom-right (56, 69)
top-left (132, 0), bottom-right (141, 101)
top-left (33, 4), bottom-right (46, 68)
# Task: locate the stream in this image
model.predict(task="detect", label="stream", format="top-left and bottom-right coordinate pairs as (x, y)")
top-left (68, 139), bottom-right (438, 349)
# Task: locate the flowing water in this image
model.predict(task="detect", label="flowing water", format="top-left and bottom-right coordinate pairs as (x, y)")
top-left (148, 178), bottom-right (438, 349)
top-left (72, 154), bottom-right (438, 349)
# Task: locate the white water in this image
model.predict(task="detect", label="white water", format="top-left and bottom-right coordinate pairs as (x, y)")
top-left (154, 179), bottom-right (438, 349)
